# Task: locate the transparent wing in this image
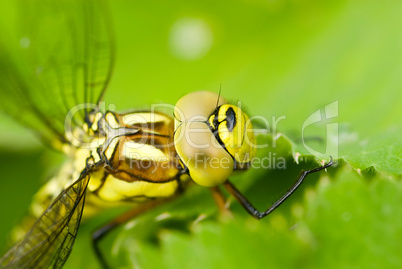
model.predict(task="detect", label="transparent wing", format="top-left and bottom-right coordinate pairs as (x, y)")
top-left (0, 170), bottom-right (91, 269)
top-left (0, 0), bottom-right (114, 146)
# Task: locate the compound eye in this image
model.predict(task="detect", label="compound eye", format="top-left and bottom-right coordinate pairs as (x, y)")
top-left (174, 91), bottom-right (234, 187)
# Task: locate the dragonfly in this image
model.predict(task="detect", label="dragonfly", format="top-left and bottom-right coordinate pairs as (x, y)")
top-left (0, 0), bottom-right (333, 268)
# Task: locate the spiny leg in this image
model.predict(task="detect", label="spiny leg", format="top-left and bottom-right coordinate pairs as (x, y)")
top-left (209, 186), bottom-right (232, 218)
top-left (92, 197), bottom-right (177, 269)
top-left (223, 158), bottom-right (334, 219)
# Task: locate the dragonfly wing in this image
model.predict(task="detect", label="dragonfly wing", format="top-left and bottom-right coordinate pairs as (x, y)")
top-left (0, 0), bottom-right (114, 146)
top-left (0, 170), bottom-right (92, 269)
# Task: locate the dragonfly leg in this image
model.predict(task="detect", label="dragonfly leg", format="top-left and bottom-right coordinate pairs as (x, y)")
top-left (92, 197), bottom-right (177, 269)
top-left (209, 186), bottom-right (233, 218)
top-left (222, 158), bottom-right (334, 219)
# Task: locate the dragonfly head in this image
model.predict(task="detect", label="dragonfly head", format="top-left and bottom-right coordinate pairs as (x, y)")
top-left (174, 91), bottom-right (256, 187)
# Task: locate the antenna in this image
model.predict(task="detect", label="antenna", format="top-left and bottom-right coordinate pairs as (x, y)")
top-left (216, 83), bottom-right (222, 109)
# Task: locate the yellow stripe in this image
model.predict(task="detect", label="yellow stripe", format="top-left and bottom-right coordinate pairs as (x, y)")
top-left (123, 112), bottom-right (170, 126)
top-left (98, 175), bottom-right (178, 201)
top-left (123, 141), bottom-right (169, 161)
top-left (106, 112), bottom-right (119, 129)
top-left (91, 112), bottom-right (103, 132)
top-left (87, 169), bottom-right (107, 192)
top-left (105, 137), bottom-right (119, 160)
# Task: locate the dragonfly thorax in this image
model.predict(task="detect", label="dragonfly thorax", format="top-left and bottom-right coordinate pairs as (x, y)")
top-left (81, 110), bottom-right (183, 202)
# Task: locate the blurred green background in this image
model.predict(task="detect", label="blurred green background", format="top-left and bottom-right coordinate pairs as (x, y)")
top-left (0, 0), bottom-right (401, 268)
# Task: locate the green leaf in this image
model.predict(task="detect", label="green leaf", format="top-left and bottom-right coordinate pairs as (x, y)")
top-left (340, 127), bottom-right (402, 175)
top-left (276, 126), bottom-right (402, 176)
top-left (103, 167), bottom-right (401, 269)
